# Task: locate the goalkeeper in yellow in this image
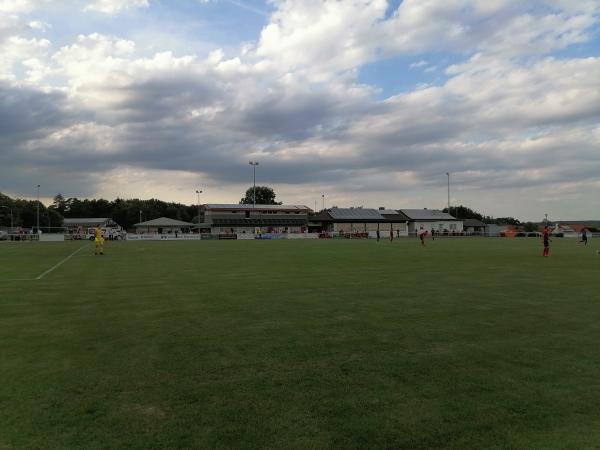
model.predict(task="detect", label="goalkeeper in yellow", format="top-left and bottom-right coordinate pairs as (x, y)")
top-left (94, 226), bottom-right (105, 255)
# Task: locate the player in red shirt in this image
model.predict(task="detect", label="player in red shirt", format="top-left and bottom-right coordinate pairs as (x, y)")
top-left (419, 230), bottom-right (428, 246)
top-left (542, 227), bottom-right (551, 257)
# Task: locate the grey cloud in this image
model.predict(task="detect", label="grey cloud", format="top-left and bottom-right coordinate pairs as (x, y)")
top-left (0, 82), bottom-right (74, 139)
top-left (2, 43), bottom-right (599, 222)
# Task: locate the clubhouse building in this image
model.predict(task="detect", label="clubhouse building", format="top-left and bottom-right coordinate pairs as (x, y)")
top-left (309, 208), bottom-right (410, 237)
top-left (199, 204), bottom-right (312, 235)
top-left (400, 209), bottom-right (463, 235)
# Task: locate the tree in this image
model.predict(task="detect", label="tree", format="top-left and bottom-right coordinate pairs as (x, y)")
top-left (52, 194), bottom-right (67, 215)
top-left (523, 222), bottom-right (537, 232)
top-left (493, 217), bottom-right (521, 226)
top-left (239, 186), bottom-right (282, 205)
top-left (442, 205), bottom-right (483, 220)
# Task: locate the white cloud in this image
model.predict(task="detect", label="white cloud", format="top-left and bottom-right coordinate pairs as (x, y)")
top-left (28, 20), bottom-right (51, 32)
top-left (0, 0), bottom-right (34, 14)
top-left (1, 0), bottom-right (599, 219)
top-left (0, 36), bottom-right (50, 81)
top-left (409, 60), bottom-right (428, 69)
top-left (84, 0), bottom-right (149, 14)
top-left (254, 0), bottom-right (599, 79)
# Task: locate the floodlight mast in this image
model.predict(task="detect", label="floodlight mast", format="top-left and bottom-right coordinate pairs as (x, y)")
top-left (446, 172), bottom-right (450, 215)
top-left (196, 189), bottom-right (203, 224)
top-left (36, 184), bottom-right (40, 234)
top-left (249, 161), bottom-right (259, 208)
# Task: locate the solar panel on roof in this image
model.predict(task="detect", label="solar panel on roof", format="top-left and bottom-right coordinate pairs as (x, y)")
top-left (328, 208), bottom-right (385, 220)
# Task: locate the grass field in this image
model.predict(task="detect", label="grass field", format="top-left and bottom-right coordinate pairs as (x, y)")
top-left (1, 237), bottom-right (599, 449)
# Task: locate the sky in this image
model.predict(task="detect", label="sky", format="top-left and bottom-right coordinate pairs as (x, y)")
top-left (0, 0), bottom-right (599, 221)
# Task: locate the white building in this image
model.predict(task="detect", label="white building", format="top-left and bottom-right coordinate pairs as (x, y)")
top-left (134, 217), bottom-right (195, 234)
top-left (201, 204), bottom-right (311, 235)
top-left (311, 208), bottom-right (409, 236)
top-left (399, 209), bottom-right (463, 235)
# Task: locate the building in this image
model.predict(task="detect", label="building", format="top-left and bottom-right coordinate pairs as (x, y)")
top-left (399, 209), bottom-right (463, 235)
top-left (63, 218), bottom-right (122, 239)
top-left (309, 208), bottom-right (409, 236)
top-left (201, 204), bottom-right (311, 235)
top-left (462, 218), bottom-right (487, 235)
top-left (134, 217), bottom-right (195, 234)
top-left (552, 223), bottom-right (592, 238)
top-left (63, 217), bottom-right (120, 231)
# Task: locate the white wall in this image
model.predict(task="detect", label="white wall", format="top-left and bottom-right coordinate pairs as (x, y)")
top-left (332, 222), bottom-right (408, 235)
top-left (408, 221), bottom-right (463, 233)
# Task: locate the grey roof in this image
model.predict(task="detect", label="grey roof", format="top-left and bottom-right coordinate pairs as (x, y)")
top-left (380, 210), bottom-right (411, 221)
top-left (328, 208), bottom-right (385, 220)
top-left (399, 209), bottom-right (457, 221)
top-left (211, 218), bottom-right (307, 226)
top-left (134, 217), bottom-right (195, 227)
top-left (205, 204), bottom-right (310, 211)
top-left (463, 218), bottom-right (487, 227)
top-left (63, 218), bottom-right (114, 225)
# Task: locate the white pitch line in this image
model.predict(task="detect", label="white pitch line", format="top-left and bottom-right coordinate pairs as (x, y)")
top-left (1, 278), bottom-right (36, 282)
top-left (35, 244), bottom-right (87, 280)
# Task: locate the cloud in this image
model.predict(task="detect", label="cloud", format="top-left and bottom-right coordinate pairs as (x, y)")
top-left (0, 0), bottom-right (35, 14)
top-left (84, 0), bottom-right (149, 14)
top-left (0, 1), bottom-right (599, 219)
top-left (409, 60), bottom-right (428, 69)
top-left (254, 0), bottom-right (599, 79)
top-left (224, 0), bottom-right (269, 17)
top-left (0, 36), bottom-right (51, 81)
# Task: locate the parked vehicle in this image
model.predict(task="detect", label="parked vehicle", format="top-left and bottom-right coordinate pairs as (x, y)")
top-left (85, 226), bottom-right (124, 241)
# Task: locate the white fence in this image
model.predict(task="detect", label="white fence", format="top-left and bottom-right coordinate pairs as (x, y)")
top-left (125, 234), bottom-right (202, 241)
top-left (4, 231), bottom-right (597, 242)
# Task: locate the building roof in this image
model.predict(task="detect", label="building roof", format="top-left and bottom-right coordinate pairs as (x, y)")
top-left (380, 210), bottom-right (411, 222)
top-left (329, 208), bottom-right (386, 221)
top-left (204, 204), bottom-right (310, 211)
top-left (134, 217), bottom-right (195, 227)
top-left (211, 218), bottom-right (307, 226)
top-left (462, 218), bottom-right (487, 227)
top-left (63, 218), bottom-right (114, 225)
top-left (312, 208), bottom-right (408, 223)
top-left (399, 209), bottom-right (458, 221)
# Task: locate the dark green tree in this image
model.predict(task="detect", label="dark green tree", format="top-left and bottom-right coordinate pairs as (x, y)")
top-left (442, 205), bottom-right (483, 220)
top-left (240, 186), bottom-right (282, 205)
top-left (52, 194), bottom-right (67, 215)
top-left (493, 217), bottom-right (521, 225)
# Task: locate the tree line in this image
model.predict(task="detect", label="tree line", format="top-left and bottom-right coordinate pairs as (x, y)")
top-left (0, 192), bottom-right (198, 230)
top-left (1, 189), bottom-right (521, 231)
top-left (0, 186), bottom-right (281, 231)
top-left (442, 205), bottom-right (521, 225)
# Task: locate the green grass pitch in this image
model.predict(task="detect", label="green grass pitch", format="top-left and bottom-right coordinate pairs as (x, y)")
top-left (1, 238), bottom-right (599, 449)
